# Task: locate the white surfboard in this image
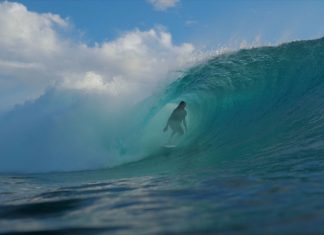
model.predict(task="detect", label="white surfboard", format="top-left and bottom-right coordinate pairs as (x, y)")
top-left (163, 144), bottom-right (177, 148)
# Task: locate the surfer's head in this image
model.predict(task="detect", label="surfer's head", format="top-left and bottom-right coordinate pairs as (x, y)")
top-left (178, 101), bottom-right (186, 109)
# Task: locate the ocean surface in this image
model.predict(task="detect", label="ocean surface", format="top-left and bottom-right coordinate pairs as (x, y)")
top-left (1, 38), bottom-right (324, 234)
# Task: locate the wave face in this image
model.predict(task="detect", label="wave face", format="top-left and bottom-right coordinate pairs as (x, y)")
top-left (1, 38), bottom-right (324, 173)
top-left (139, 37), bottom-right (324, 174)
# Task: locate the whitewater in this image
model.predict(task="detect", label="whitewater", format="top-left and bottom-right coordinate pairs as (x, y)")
top-left (1, 38), bottom-right (324, 234)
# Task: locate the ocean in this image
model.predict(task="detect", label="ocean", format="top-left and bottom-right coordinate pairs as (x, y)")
top-left (1, 37), bottom-right (324, 234)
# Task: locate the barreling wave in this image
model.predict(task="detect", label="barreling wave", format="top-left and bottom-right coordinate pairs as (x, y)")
top-left (1, 37), bottom-right (324, 173)
top-left (150, 37), bottom-right (324, 171)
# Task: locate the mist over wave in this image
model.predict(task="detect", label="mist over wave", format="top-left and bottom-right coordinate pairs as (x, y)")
top-left (1, 37), bottom-right (324, 173)
top-left (0, 86), bottom-right (167, 173)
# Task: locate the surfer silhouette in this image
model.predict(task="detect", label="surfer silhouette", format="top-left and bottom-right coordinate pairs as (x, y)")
top-left (163, 101), bottom-right (187, 141)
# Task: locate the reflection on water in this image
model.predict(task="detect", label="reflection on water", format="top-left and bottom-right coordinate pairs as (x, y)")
top-left (1, 158), bottom-right (324, 235)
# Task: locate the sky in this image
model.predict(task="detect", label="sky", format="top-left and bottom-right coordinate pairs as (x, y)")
top-left (0, 0), bottom-right (324, 111)
top-left (11, 0), bottom-right (324, 48)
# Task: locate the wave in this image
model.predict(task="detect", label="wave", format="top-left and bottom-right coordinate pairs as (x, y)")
top-left (1, 37), bottom-right (324, 173)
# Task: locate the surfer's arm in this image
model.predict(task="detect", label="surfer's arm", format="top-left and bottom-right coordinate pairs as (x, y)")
top-left (183, 118), bottom-right (187, 132)
top-left (163, 119), bottom-right (170, 132)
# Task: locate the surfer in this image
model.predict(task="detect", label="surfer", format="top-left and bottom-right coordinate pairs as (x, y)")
top-left (163, 101), bottom-right (187, 139)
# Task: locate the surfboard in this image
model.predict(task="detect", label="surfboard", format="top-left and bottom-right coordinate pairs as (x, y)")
top-left (163, 144), bottom-right (177, 148)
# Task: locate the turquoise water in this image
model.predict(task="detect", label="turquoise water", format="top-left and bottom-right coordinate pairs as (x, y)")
top-left (1, 38), bottom-right (324, 234)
